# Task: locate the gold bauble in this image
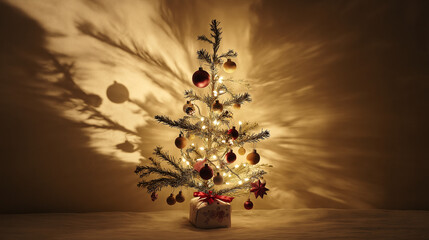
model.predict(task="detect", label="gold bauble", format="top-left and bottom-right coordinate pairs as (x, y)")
top-left (174, 134), bottom-right (187, 149)
top-left (246, 149), bottom-right (260, 165)
top-left (166, 194), bottom-right (176, 205)
top-left (212, 100), bottom-right (223, 112)
top-left (213, 172), bottom-right (224, 185)
top-left (238, 147), bottom-right (246, 155)
top-left (223, 59), bottom-right (237, 73)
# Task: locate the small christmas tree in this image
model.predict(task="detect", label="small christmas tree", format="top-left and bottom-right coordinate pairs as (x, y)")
top-left (135, 20), bottom-right (271, 208)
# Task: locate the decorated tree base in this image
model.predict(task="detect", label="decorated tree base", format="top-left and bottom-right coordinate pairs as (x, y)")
top-left (189, 197), bottom-right (231, 229)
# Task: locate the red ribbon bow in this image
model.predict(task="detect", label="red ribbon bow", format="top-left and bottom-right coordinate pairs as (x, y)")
top-left (193, 191), bottom-right (234, 205)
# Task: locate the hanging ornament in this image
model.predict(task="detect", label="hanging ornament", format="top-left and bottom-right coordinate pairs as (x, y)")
top-left (193, 158), bottom-right (207, 172)
top-left (244, 198), bottom-right (253, 210)
top-left (226, 150), bottom-right (237, 163)
top-left (175, 133), bottom-right (187, 149)
top-left (167, 193), bottom-right (176, 205)
top-left (199, 164), bottom-right (214, 180)
top-left (85, 94), bottom-right (102, 108)
top-left (238, 147), bottom-right (246, 155)
top-left (192, 67), bottom-right (210, 88)
top-left (106, 81), bottom-right (129, 104)
top-left (212, 100), bottom-right (223, 112)
top-left (115, 140), bottom-right (135, 153)
top-left (213, 172), bottom-right (224, 185)
top-left (233, 103), bottom-right (241, 109)
top-left (246, 149), bottom-right (260, 165)
top-left (223, 59), bottom-right (237, 73)
top-left (150, 192), bottom-right (158, 201)
top-left (175, 191), bottom-right (185, 203)
top-left (183, 101), bottom-right (195, 115)
top-left (227, 126), bottom-right (239, 140)
top-left (250, 179), bottom-right (269, 199)
top-left (186, 132), bottom-right (195, 140)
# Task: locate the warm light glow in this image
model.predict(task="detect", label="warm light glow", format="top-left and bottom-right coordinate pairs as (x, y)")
top-left (228, 174), bottom-right (231, 177)
top-left (243, 163), bottom-right (247, 166)
top-left (226, 182), bottom-right (230, 185)
top-left (239, 121), bottom-right (242, 125)
top-left (182, 158), bottom-right (186, 162)
top-left (202, 125), bottom-right (206, 130)
top-left (199, 147), bottom-right (204, 150)
top-left (235, 164), bottom-right (239, 168)
top-left (221, 140), bottom-right (226, 143)
top-left (216, 165), bottom-right (220, 169)
top-left (213, 91), bottom-right (218, 96)
top-left (186, 161), bottom-right (190, 165)
top-left (212, 155), bottom-right (217, 159)
top-left (191, 143), bottom-right (195, 146)
top-left (219, 76), bottom-right (224, 83)
top-left (222, 173), bottom-right (227, 176)
top-left (238, 180), bottom-right (243, 184)
top-left (219, 90), bottom-right (225, 94)
top-left (245, 178), bottom-right (249, 182)
top-left (201, 117), bottom-right (204, 121)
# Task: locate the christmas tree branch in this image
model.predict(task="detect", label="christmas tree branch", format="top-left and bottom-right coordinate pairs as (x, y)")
top-left (223, 93), bottom-right (252, 106)
top-left (238, 130), bottom-right (270, 144)
top-left (197, 35), bottom-right (214, 44)
top-left (153, 147), bottom-right (184, 173)
top-left (219, 49), bottom-right (238, 59)
top-left (155, 115), bottom-right (199, 131)
top-left (135, 165), bottom-right (180, 178)
top-left (197, 49), bottom-right (212, 64)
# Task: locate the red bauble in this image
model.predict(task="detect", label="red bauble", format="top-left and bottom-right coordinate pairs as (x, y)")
top-left (199, 164), bottom-right (214, 180)
top-left (192, 67), bottom-right (210, 88)
top-left (226, 150), bottom-right (237, 163)
top-left (151, 192), bottom-right (158, 201)
top-left (244, 199), bottom-right (253, 210)
top-left (227, 126), bottom-right (239, 140)
top-left (166, 194), bottom-right (176, 205)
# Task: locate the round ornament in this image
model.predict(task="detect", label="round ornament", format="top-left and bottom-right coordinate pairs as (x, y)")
top-left (150, 192), bottom-right (158, 201)
top-left (175, 191), bottom-right (185, 203)
top-left (233, 103), bottom-right (241, 109)
top-left (199, 164), bottom-right (214, 180)
top-left (85, 94), bottom-right (102, 107)
top-left (106, 81), bottom-right (129, 104)
top-left (246, 149), bottom-right (260, 165)
top-left (213, 172), bottom-right (224, 185)
top-left (192, 67), bottom-right (210, 88)
top-left (226, 150), bottom-right (237, 163)
top-left (175, 134), bottom-right (187, 149)
top-left (223, 59), bottom-right (237, 73)
top-left (167, 194), bottom-right (176, 205)
top-left (183, 101), bottom-right (195, 115)
top-left (244, 199), bottom-right (253, 210)
top-left (212, 100), bottom-right (223, 112)
top-left (227, 126), bottom-right (239, 140)
top-left (238, 147), bottom-right (246, 155)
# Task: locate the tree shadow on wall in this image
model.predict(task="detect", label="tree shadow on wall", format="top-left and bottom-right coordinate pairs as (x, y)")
top-left (0, 1), bottom-right (172, 213)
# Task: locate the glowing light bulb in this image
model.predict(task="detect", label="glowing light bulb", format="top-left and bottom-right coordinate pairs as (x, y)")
top-left (213, 120), bottom-right (217, 124)
top-left (238, 181), bottom-right (243, 184)
top-left (182, 158), bottom-right (186, 162)
top-left (219, 90), bottom-right (225, 94)
top-left (202, 125), bottom-right (206, 130)
top-left (243, 163), bottom-right (246, 166)
top-left (219, 76), bottom-right (223, 83)
top-left (222, 173), bottom-right (227, 176)
top-left (213, 91), bottom-right (218, 96)
top-left (228, 174), bottom-right (231, 177)
top-left (235, 164), bottom-right (239, 168)
top-left (216, 165), bottom-right (220, 169)
top-left (221, 140), bottom-right (226, 143)
top-left (199, 147), bottom-right (204, 151)
top-left (186, 161), bottom-right (190, 165)
top-left (239, 121), bottom-right (242, 125)
top-left (212, 155), bottom-right (217, 159)
top-left (226, 182), bottom-right (230, 185)
top-left (245, 178), bottom-right (249, 182)
top-left (201, 117), bottom-right (204, 121)
top-left (191, 143), bottom-right (195, 146)
top-left (199, 183), bottom-right (202, 186)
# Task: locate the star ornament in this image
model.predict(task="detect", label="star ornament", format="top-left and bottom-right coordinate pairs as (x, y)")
top-left (250, 180), bottom-right (269, 199)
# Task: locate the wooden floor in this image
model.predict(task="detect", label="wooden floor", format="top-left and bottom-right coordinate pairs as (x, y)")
top-left (1, 209), bottom-right (428, 239)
